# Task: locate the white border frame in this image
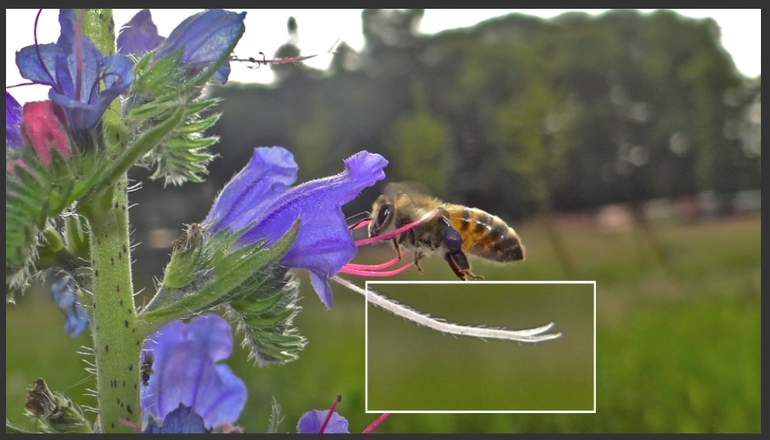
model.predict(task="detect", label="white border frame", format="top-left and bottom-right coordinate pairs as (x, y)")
top-left (364, 280), bottom-right (597, 414)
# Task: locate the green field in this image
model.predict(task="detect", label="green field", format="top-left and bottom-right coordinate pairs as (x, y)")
top-left (5, 213), bottom-right (760, 433)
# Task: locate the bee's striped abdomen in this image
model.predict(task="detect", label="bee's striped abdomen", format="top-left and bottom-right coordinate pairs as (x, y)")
top-left (447, 206), bottom-right (524, 262)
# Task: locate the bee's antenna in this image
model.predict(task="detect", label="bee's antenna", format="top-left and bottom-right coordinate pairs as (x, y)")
top-left (346, 211), bottom-right (372, 230)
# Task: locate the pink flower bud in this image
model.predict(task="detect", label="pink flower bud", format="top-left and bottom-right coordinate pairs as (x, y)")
top-left (20, 101), bottom-right (72, 167)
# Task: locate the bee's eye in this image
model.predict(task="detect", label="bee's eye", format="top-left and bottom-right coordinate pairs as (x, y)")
top-left (376, 203), bottom-right (393, 227)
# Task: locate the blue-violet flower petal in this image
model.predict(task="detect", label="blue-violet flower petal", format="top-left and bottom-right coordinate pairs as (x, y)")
top-left (154, 9), bottom-right (246, 84)
top-left (141, 314), bottom-right (246, 428)
top-left (51, 276), bottom-right (89, 337)
top-left (297, 410), bottom-right (349, 434)
top-left (6, 92), bottom-right (23, 149)
top-left (144, 403), bottom-right (208, 434)
top-left (117, 9), bottom-right (165, 56)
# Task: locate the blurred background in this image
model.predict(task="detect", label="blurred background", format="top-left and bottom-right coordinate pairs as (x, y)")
top-left (6, 9), bottom-right (760, 433)
top-left (367, 283), bottom-right (595, 412)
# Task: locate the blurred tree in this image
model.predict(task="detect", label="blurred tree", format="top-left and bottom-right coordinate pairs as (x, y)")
top-left (125, 9), bottom-right (759, 284)
top-left (387, 83), bottom-right (448, 193)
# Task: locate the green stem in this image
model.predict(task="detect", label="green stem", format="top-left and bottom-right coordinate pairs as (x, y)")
top-left (81, 177), bottom-right (141, 433)
top-left (79, 10), bottom-right (141, 433)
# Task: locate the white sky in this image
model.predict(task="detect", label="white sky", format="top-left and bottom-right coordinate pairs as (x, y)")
top-left (6, 9), bottom-right (761, 105)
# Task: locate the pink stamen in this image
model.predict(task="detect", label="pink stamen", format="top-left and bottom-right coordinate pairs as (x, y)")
top-left (33, 10), bottom-right (56, 87)
top-left (362, 413), bottom-right (391, 434)
top-left (318, 394), bottom-right (342, 434)
top-left (340, 260), bottom-right (415, 277)
top-left (354, 209), bottom-right (437, 247)
top-left (6, 82), bottom-right (40, 89)
top-left (75, 10), bottom-right (84, 102)
top-left (343, 250), bottom-right (406, 271)
top-left (351, 219), bottom-right (371, 230)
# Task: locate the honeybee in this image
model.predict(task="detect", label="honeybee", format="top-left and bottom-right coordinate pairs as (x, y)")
top-left (368, 182), bottom-right (525, 280)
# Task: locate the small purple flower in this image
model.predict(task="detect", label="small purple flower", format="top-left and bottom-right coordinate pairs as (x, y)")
top-left (15, 10), bottom-right (134, 131)
top-left (116, 9), bottom-right (165, 56)
top-left (51, 276), bottom-right (89, 337)
top-left (118, 9), bottom-right (245, 84)
top-left (204, 147), bottom-right (388, 307)
top-left (297, 410), bottom-right (350, 434)
top-left (141, 314), bottom-right (246, 429)
top-left (144, 403), bottom-right (208, 434)
top-left (6, 92), bottom-right (23, 149)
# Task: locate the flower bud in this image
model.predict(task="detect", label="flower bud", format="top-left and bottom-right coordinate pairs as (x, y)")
top-left (20, 101), bottom-right (72, 167)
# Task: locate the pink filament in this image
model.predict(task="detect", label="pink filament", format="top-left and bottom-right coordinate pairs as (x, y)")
top-left (343, 250), bottom-right (407, 271)
top-left (362, 413), bottom-right (391, 434)
top-left (340, 260), bottom-right (415, 277)
top-left (354, 209), bottom-right (437, 247)
top-left (318, 394), bottom-right (342, 434)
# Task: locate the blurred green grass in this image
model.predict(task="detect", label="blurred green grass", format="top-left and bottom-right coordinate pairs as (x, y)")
top-left (5, 214), bottom-right (760, 432)
top-left (367, 283), bottom-right (595, 412)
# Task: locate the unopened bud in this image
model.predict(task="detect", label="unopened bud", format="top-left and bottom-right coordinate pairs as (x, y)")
top-left (21, 101), bottom-right (72, 167)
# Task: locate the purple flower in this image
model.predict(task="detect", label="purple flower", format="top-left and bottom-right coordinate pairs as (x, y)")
top-left (118, 9), bottom-right (245, 84)
top-left (204, 147), bottom-right (389, 307)
top-left (6, 92), bottom-right (23, 149)
top-left (144, 403), bottom-right (208, 434)
top-left (51, 276), bottom-right (89, 337)
top-left (116, 9), bottom-right (165, 56)
top-left (141, 314), bottom-right (246, 429)
top-left (15, 10), bottom-right (134, 131)
top-left (297, 410), bottom-right (349, 434)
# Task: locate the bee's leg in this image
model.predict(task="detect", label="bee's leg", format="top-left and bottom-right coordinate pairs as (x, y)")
top-left (442, 252), bottom-right (466, 280)
top-left (447, 250), bottom-right (484, 280)
top-left (440, 217), bottom-right (484, 281)
top-left (413, 251), bottom-right (425, 273)
top-left (391, 238), bottom-right (402, 261)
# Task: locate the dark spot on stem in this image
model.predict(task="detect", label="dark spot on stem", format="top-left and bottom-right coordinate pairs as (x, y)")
top-left (105, 344), bottom-right (109, 353)
top-left (124, 320), bottom-right (129, 328)
top-left (127, 404), bottom-right (133, 415)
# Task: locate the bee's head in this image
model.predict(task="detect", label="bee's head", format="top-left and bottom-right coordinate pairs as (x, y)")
top-left (369, 195), bottom-right (395, 237)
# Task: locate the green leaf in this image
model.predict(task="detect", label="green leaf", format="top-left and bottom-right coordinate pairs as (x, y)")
top-left (6, 418), bottom-right (32, 434)
top-left (267, 398), bottom-right (283, 433)
top-left (174, 114), bottom-right (221, 134)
